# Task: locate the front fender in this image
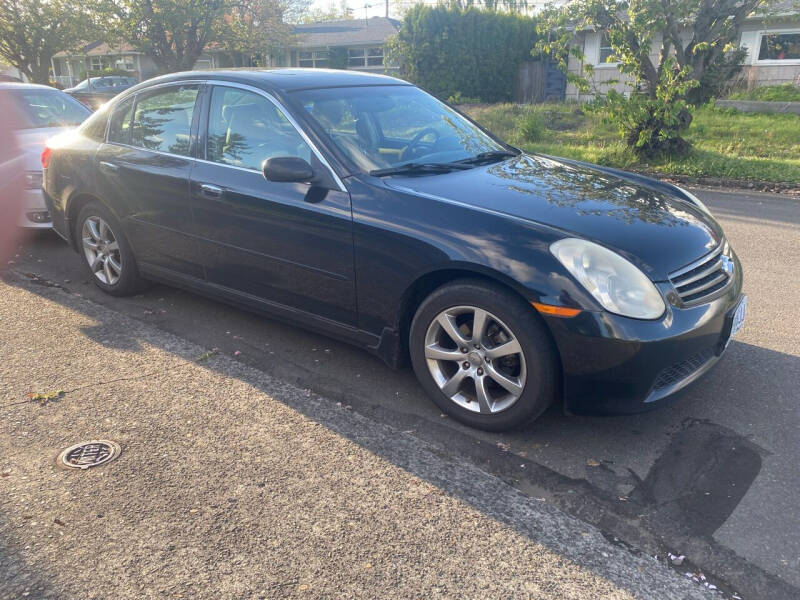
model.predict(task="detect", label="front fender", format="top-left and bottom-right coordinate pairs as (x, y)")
top-left (349, 176), bottom-right (602, 338)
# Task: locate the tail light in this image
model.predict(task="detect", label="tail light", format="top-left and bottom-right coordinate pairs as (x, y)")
top-left (41, 146), bottom-right (51, 169)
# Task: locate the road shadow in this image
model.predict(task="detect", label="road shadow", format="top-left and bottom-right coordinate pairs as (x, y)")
top-left (2, 269), bottom-right (798, 599)
top-left (0, 517), bottom-right (58, 598)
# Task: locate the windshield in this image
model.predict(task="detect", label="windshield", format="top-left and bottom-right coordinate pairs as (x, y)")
top-left (293, 85), bottom-right (507, 173)
top-left (10, 89), bottom-right (90, 129)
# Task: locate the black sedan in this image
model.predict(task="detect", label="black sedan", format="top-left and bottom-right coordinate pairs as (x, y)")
top-left (42, 70), bottom-right (745, 431)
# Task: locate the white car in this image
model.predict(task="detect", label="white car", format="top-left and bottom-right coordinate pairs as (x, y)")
top-left (2, 82), bottom-right (90, 228)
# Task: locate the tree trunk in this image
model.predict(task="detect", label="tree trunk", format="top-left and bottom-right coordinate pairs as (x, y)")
top-left (32, 61), bottom-right (50, 84)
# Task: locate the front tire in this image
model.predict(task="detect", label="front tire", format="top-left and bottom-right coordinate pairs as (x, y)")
top-left (409, 279), bottom-right (559, 431)
top-left (75, 202), bottom-right (146, 296)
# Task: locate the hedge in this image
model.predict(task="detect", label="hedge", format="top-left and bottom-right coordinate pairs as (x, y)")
top-left (388, 5), bottom-right (539, 103)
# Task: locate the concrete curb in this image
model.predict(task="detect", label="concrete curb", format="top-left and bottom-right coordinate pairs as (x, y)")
top-left (715, 99), bottom-right (800, 116)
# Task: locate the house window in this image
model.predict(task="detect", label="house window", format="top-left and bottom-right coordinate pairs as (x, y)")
top-left (758, 32), bottom-right (800, 61)
top-left (348, 47), bottom-right (383, 68)
top-left (598, 34), bottom-right (617, 65)
top-left (298, 50), bottom-right (329, 68)
top-left (367, 47), bottom-right (384, 67)
top-left (89, 56), bottom-right (111, 72)
top-left (115, 56), bottom-right (135, 71)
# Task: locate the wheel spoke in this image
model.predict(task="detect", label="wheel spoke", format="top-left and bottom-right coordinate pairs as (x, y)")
top-left (87, 219), bottom-right (101, 242)
top-left (471, 308), bottom-right (489, 345)
top-left (90, 253), bottom-right (104, 272)
top-left (103, 258), bottom-right (115, 283)
top-left (437, 313), bottom-right (469, 347)
top-left (484, 363), bottom-right (523, 396)
top-left (82, 237), bottom-right (99, 251)
top-left (106, 240), bottom-right (119, 252)
top-left (486, 338), bottom-right (521, 360)
top-left (441, 369), bottom-right (468, 398)
top-left (425, 344), bottom-right (464, 362)
top-left (474, 375), bottom-right (493, 413)
top-left (98, 219), bottom-right (109, 241)
top-left (106, 255), bottom-right (122, 275)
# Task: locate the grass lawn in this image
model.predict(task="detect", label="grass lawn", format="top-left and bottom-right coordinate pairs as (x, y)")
top-left (461, 102), bottom-right (800, 184)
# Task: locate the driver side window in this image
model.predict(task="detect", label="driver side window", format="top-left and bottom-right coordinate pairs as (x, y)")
top-left (206, 87), bottom-right (311, 171)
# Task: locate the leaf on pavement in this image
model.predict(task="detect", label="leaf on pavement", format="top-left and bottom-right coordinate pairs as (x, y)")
top-left (26, 390), bottom-right (65, 406)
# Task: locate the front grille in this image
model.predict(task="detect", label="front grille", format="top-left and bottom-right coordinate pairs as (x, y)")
top-left (669, 242), bottom-right (731, 305)
top-left (653, 347), bottom-right (716, 391)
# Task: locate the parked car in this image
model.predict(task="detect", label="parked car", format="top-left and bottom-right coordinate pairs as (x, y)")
top-left (1, 82), bottom-right (90, 228)
top-left (42, 70), bottom-right (746, 431)
top-left (63, 76), bottom-right (137, 110)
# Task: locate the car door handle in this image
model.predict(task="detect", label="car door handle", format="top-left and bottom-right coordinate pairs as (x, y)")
top-left (199, 183), bottom-right (223, 199)
top-left (99, 161), bottom-right (119, 173)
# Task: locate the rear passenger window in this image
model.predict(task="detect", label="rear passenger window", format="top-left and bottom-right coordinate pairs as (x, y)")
top-left (131, 85), bottom-right (198, 156)
top-left (107, 97), bottom-right (134, 144)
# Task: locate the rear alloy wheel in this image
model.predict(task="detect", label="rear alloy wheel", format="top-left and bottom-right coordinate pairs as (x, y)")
top-left (76, 202), bottom-right (146, 296)
top-left (82, 216), bottom-right (122, 286)
top-left (410, 280), bottom-right (559, 431)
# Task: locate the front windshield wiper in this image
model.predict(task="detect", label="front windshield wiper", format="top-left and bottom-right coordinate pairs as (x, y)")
top-left (456, 150), bottom-right (520, 166)
top-left (370, 162), bottom-right (473, 177)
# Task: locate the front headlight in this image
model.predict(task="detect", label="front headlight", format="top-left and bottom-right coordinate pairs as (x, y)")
top-left (677, 186), bottom-right (713, 217)
top-left (550, 238), bottom-right (665, 320)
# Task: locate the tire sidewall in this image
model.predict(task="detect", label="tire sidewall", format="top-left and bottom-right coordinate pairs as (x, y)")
top-left (410, 280), bottom-right (558, 431)
top-left (75, 202), bottom-right (143, 296)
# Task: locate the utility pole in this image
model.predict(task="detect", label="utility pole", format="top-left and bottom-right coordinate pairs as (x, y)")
top-left (385, 0), bottom-right (389, 17)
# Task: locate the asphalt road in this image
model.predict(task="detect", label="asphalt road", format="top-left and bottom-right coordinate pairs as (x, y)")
top-left (2, 275), bottom-right (718, 600)
top-left (8, 187), bottom-right (800, 597)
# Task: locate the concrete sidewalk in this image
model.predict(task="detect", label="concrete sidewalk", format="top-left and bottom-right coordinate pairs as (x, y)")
top-left (0, 273), bottom-right (715, 600)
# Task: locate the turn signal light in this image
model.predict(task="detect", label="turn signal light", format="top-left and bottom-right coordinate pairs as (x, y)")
top-left (531, 302), bottom-right (581, 318)
top-left (41, 146), bottom-right (51, 169)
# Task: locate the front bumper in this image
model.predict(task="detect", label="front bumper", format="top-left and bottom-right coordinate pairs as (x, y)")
top-left (543, 257), bottom-right (744, 415)
top-left (17, 188), bottom-right (52, 228)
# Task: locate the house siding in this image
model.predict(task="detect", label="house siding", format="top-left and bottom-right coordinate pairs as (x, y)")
top-left (565, 19), bottom-right (800, 101)
top-left (565, 31), bottom-right (662, 101)
top-left (51, 53), bottom-right (159, 88)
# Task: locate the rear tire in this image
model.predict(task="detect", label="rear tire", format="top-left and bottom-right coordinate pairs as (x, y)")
top-left (75, 202), bottom-right (147, 296)
top-left (409, 279), bottom-right (559, 431)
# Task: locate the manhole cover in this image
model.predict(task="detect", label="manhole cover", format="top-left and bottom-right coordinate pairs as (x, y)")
top-left (58, 440), bottom-right (121, 470)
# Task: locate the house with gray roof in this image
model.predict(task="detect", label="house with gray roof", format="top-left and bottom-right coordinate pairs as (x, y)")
top-left (272, 16), bottom-right (401, 72)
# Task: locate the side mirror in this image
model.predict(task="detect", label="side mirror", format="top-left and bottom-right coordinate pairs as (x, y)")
top-left (262, 156), bottom-right (315, 183)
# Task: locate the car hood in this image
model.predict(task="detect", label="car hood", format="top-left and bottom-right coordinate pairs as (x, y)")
top-left (15, 126), bottom-right (75, 171)
top-left (384, 153), bottom-right (723, 281)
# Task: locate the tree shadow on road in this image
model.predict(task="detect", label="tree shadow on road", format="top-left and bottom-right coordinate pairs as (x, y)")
top-left (2, 269), bottom-right (798, 600)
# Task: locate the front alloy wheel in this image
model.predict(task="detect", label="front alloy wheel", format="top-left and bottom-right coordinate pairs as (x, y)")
top-left (424, 306), bottom-right (526, 414)
top-left (409, 279), bottom-right (559, 431)
top-left (82, 216), bottom-right (122, 285)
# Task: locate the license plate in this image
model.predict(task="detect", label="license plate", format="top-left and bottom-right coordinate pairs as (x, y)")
top-left (731, 295), bottom-right (747, 337)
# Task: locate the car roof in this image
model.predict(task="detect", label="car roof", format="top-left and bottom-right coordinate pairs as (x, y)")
top-left (135, 68), bottom-right (412, 94)
top-left (0, 82), bottom-right (63, 91)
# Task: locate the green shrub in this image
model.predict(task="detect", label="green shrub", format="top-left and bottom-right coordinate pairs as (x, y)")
top-left (388, 5), bottom-right (540, 103)
top-left (447, 92), bottom-right (482, 105)
top-left (518, 110), bottom-right (545, 142)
